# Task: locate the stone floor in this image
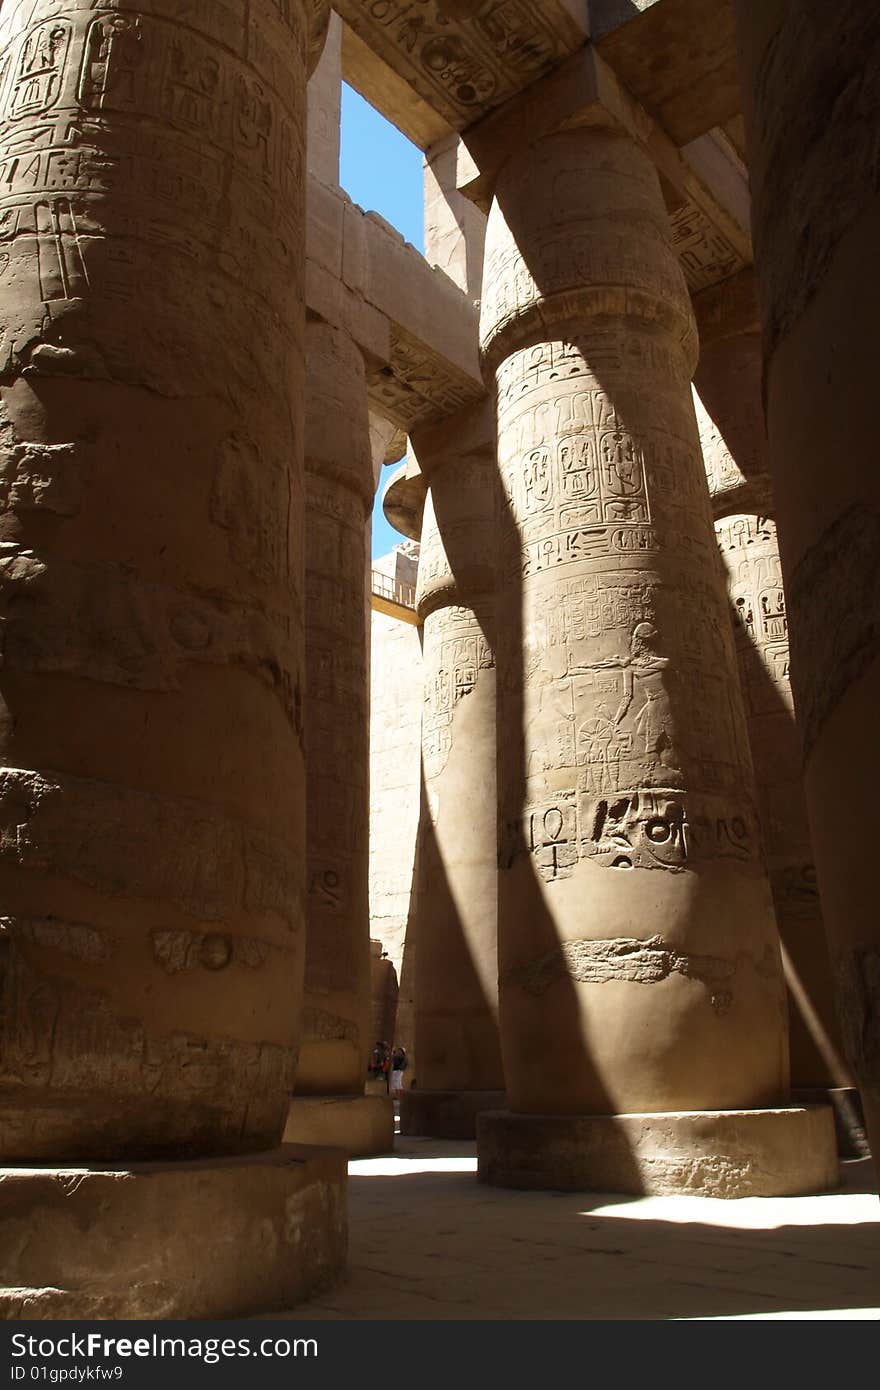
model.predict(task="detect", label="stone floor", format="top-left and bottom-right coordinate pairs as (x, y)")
top-left (261, 1133), bottom-right (879, 1321)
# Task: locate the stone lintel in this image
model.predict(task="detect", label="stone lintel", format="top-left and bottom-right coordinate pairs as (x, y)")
top-left (307, 178), bottom-right (485, 435)
top-left (0, 1146), bottom-right (347, 1320)
top-left (477, 1107), bottom-right (839, 1197)
top-left (710, 473), bottom-right (774, 523)
top-left (592, 0), bottom-right (740, 147)
top-left (336, 2), bottom-right (589, 146)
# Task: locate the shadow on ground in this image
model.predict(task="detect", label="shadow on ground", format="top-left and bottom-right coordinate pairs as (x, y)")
top-left (260, 1140), bottom-right (879, 1321)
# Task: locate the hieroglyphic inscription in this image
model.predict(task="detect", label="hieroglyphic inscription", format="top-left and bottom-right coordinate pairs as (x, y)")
top-left (0, 3), bottom-right (307, 384)
top-left (367, 327), bottom-right (484, 433)
top-left (715, 512), bottom-right (821, 913)
top-left (669, 202), bottom-right (746, 293)
top-left (422, 603), bottom-right (493, 781)
top-left (716, 514), bottom-right (791, 716)
top-left (334, 0), bottom-right (582, 130)
top-left (497, 339), bottom-right (758, 878)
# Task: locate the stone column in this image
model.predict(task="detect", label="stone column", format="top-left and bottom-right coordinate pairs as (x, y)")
top-left (476, 126), bottom-right (836, 1196)
top-left (697, 384), bottom-right (853, 1093)
top-left (284, 320), bottom-right (393, 1157)
top-left (0, 0), bottom-right (346, 1317)
top-left (737, 0), bottom-right (880, 1163)
top-left (402, 427), bottom-right (506, 1139)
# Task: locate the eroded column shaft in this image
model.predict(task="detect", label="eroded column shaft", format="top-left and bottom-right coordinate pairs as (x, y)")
top-left (414, 457), bottom-right (503, 1094)
top-left (737, 0), bottom-right (880, 1152)
top-left (695, 364), bottom-right (849, 1090)
top-left (298, 321), bottom-right (372, 1096)
top-left (0, 0), bottom-right (324, 1159)
top-left (481, 128), bottom-right (788, 1116)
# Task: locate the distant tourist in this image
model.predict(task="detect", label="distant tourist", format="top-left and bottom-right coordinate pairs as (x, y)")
top-left (390, 1045), bottom-right (408, 1096)
top-left (369, 1040), bottom-right (391, 1093)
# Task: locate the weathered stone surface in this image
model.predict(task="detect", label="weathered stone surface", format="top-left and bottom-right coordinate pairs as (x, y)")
top-left (712, 503), bottom-right (849, 1090)
top-left (368, 575), bottom-right (423, 1061)
top-left (791, 1086), bottom-right (870, 1161)
top-left (382, 458), bottom-right (427, 545)
top-left (336, 0), bottom-right (588, 142)
top-left (306, 177), bottom-right (484, 432)
top-left (284, 1093), bottom-right (393, 1157)
top-left (400, 1088), bottom-right (506, 1141)
top-left (369, 939), bottom-right (399, 1050)
top-left (308, 11), bottom-right (342, 187)
top-left (480, 125), bottom-right (787, 1122)
top-left (411, 410), bottom-right (504, 1106)
top-left (738, 0), bottom-right (880, 1160)
top-left (0, 0), bottom-right (327, 1161)
top-left (593, 0), bottom-right (740, 146)
top-left (297, 321), bottom-right (373, 1100)
top-left (425, 134), bottom-right (487, 303)
top-left (0, 1145), bottom-right (346, 1319)
top-left (477, 1105), bottom-right (838, 1197)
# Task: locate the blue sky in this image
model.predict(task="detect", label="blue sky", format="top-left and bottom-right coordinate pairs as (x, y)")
top-left (340, 83), bottom-right (424, 560)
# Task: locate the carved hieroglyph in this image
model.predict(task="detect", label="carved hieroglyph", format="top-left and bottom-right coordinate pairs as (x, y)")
top-left (414, 456), bottom-right (504, 1093)
top-left (0, 0), bottom-right (328, 1160)
top-left (298, 321), bottom-right (373, 1097)
top-left (714, 511), bottom-right (847, 1085)
top-left (335, 0), bottom-right (585, 133)
top-left (480, 127), bottom-right (788, 1117)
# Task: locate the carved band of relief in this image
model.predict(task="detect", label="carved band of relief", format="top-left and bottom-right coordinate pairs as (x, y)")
top-left (334, 0), bottom-right (579, 129)
top-left (503, 936), bottom-right (737, 1015)
top-left (0, 545), bottom-right (303, 728)
top-left (301, 1006), bottom-right (359, 1045)
top-left (0, 766), bottom-right (301, 929)
top-left (366, 329), bottom-right (484, 434)
top-left (520, 788), bottom-right (757, 882)
top-left (0, 940), bottom-right (296, 1107)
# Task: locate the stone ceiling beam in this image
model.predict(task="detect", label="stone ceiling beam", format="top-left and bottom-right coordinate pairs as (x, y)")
top-left (336, 1), bottom-right (590, 147)
top-left (306, 177), bottom-right (485, 435)
top-left (458, 44), bottom-right (751, 294)
top-left (591, 0), bottom-right (740, 147)
top-left (336, 1), bottom-right (738, 154)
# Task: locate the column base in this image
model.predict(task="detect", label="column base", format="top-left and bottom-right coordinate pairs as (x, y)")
top-left (284, 1094), bottom-right (394, 1156)
top-left (0, 1145), bottom-right (346, 1320)
top-left (791, 1087), bottom-right (870, 1159)
top-left (477, 1106), bottom-right (839, 1198)
top-left (400, 1089), bottom-right (508, 1140)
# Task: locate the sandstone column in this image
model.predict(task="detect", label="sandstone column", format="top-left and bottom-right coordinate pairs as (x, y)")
top-left (402, 423), bottom-right (506, 1139)
top-left (476, 125), bottom-right (836, 1196)
top-left (737, 0), bottom-right (880, 1164)
top-left (0, 0), bottom-right (346, 1317)
top-left (697, 383), bottom-right (852, 1094)
top-left (285, 320), bottom-right (393, 1157)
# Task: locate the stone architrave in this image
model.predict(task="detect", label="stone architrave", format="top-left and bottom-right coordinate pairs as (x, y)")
top-left (695, 389), bottom-right (851, 1094)
top-left (403, 449), bottom-right (505, 1139)
top-left (736, 0), bottom-right (880, 1163)
top-left (0, 0), bottom-right (345, 1316)
top-left (286, 320), bottom-right (392, 1157)
top-left (476, 125), bottom-right (836, 1195)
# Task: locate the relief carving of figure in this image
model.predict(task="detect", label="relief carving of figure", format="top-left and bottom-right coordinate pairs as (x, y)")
top-left (570, 620), bottom-right (678, 774)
